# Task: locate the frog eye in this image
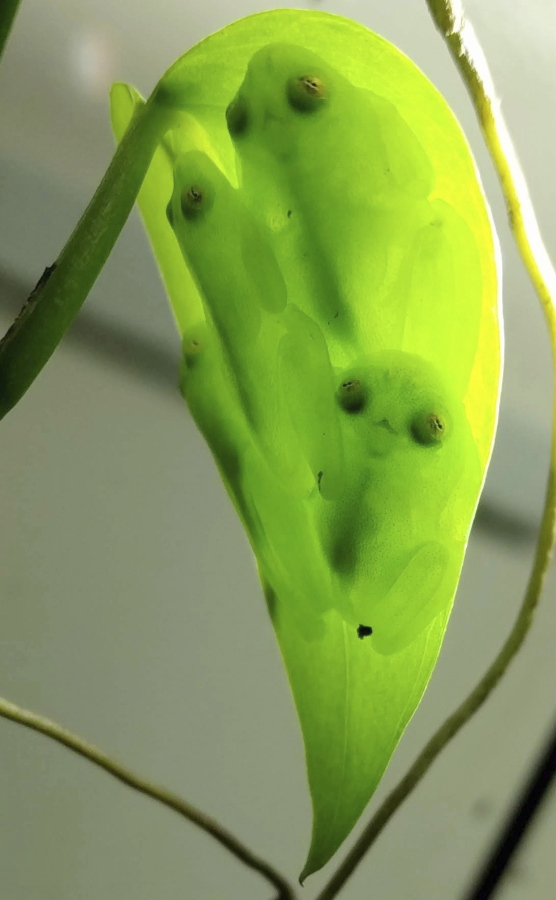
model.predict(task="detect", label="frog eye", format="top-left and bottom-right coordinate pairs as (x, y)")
top-left (357, 624), bottom-right (373, 639)
top-left (286, 74), bottom-right (328, 113)
top-left (411, 411), bottom-right (448, 446)
top-left (337, 377), bottom-right (367, 413)
top-left (180, 183), bottom-right (214, 220)
top-left (183, 336), bottom-right (202, 357)
top-left (182, 336), bottom-right (203, 371)
top-left (226, 95), bottom-right (249, 137)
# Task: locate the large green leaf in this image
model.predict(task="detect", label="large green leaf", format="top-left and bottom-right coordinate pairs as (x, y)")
top-left (110, 10), bottom-right (501, 879)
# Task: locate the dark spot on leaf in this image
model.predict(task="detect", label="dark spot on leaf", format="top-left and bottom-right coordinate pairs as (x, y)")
top-left (376, 417), bottom-right (397, 435)
top-left (357, 625), bottom-right (373, 639)
top-left (263, 581), bottom-right (279, 621)
top-left (226, 96), bottom-right (249, 137)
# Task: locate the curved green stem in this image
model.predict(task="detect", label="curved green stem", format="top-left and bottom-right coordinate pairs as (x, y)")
top-left (316, 3), bottom-right (556, 897)
top-left (0, 95), bottom-right (178, 421)
top-left (0, 695), bottom-right (297, 900)
top-left (0, 0), bottom-right (21, 63)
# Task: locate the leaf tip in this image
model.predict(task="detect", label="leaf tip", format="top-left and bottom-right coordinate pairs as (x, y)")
top-left (298, 855), bottom-right (318, 885)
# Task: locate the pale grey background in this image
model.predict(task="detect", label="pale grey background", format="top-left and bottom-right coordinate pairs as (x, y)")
top-left (0, 1), bottom-right (555, 898)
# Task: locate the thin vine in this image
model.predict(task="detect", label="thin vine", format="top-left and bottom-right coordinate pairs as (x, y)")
top-left (0, 695), bottom-right (297, 900)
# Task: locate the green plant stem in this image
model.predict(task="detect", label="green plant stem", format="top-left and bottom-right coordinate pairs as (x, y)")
top-left (0, 695), bottom-right (297, 900)
top-left (0, 0), bottom-right (21, 63)
top-left (0, 96), bottom-right (178, 421)
top-left (316, 3), bottom-right (556, 898)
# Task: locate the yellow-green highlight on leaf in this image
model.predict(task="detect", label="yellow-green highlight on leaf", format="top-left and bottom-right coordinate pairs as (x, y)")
top-left (110, 9), bottom-right (502, 880)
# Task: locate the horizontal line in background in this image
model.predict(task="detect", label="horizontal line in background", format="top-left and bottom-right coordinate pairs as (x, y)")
top-left (0, 268), bottom-right (181, 394)
top-left (473, 500), bottom-right (537, 546)
top-left (0, 270), bottom-right (538, 548)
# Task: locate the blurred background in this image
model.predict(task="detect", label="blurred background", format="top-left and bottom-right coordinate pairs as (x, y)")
top-left (0, 0), bottom-right (554, 897)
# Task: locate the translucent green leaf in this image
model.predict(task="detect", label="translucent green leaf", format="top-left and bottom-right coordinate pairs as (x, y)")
top-left (110, 9), bottom-right (502, 879)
